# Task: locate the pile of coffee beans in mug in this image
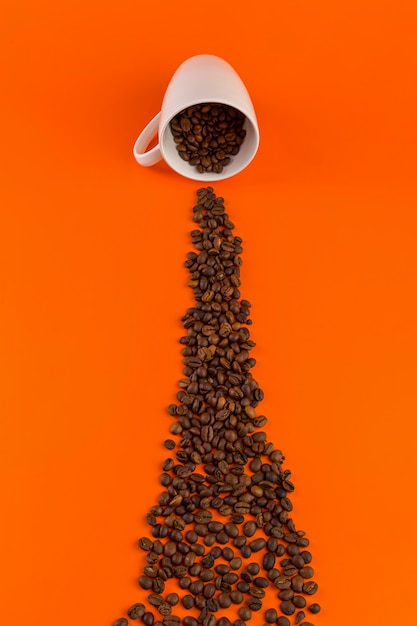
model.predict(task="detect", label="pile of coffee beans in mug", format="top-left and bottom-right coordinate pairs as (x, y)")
top-left (169, 104), bottom-right (246, 174)
top-left (113, 188), bottom-right (320, 626)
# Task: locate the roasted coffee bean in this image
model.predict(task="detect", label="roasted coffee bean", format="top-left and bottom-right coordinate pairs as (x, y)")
top-left (240, 545), bottom-right (252, 558)
top-left (166, 594), bottom-right (179, 606)
top-left (293, 595), bottom-right (307, 608)
top-left (249, 538), bottom-right (266, 552)
top-left (275, 576), bottom-right (291, 590)
top-left (303, 581), bottom-right (319, 595)
top-left (113, 619), bottom-right (128, 626)
top-left (300, 566), bottom-right (314, 578)
top-left (246, 562), bottom-right (260, 575)
top-left (233, 536), bottom-right (246, 549)
top-left (183, 618), bottom-right (198, 626)
top-left (301, 550), bottom-right (313, 564)
top-left (127, 603), bottom-right (146, 619)
top-left (230, 557), bottom-right (242, 569)
top-left (237, 581), bottom-right (250, 593)
top-left (295, 610), bottom-right (305, 625)
top-left (278, 589), bottom-right (294, 601)
top-left (224, 522), bottom-right (239, 537)
top-left (277, 618), bottom-right (291, 626)
top-left (138, 576), bottom-right (153, 590)
top-left (190, 580), bottom-right (204, 595)
top-left (262, 551), bottom-right (276, 570)
top-left (291, 554), bottom-right (305, 569)
top-left (162, 618), bottom-right (180, 626)
top-left (158, 603), bottom-right (172, 616)
top-left (280, 600), bottom-right (296, 615)
top-left (218, 592), bottom-right (232, 608)
top-left (286, 544), bottom-right (299, 556)
top-left (243, 521), bottom-right (256, 537)
top-left (182, 595), bottom-right (194, 609)
top-left (138, 537), bottom-right (153, 551)
top-left (200, 569), bottom-right (214, 582)
top-left (265, 608), bottom-right (278, 623)
top-left (247, 598), bottom-right (262, 611)
top-left (148, 593), bottom-right (164, 606)
top-left (238, 607), bottom-right (252, 621)
top-left (164, 439), bottom-right (175, 450)
top-left (291, 575), bottom-right (304, 592)
top-left (142, 613), bottom-right (154, 626)
top-left (230, 590), bottom-right (244, 604)
top-left (308, 603), bottom-right (321, 614)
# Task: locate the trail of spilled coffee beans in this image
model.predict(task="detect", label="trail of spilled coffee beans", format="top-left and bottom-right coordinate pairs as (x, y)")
top-left (113, 188), bottom-right (320, 626)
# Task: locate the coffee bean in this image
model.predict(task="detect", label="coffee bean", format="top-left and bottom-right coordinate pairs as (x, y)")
top-left (301, 550), bottom-right (313, 564)
top-left (237, 581), bottom-right (250, 593)
top-left (113, 619), bottom-right (128, 626)
top-left (262, 551), bottom-right (276, 570)
top-left (224, 522), bottom-right (239, 537)
top-left (158, 603), bottom-right (172, 616)
top-left (303, 581), bottom-right (319, 595)
top-left (243, 521), bottom-right (256, 537)
top-left (230, 590), bottom-right (243, 604)
top-left (182, 595), bottom-right (194, 609)
top-left (162, 618), bottom-right (180, 626)
top-left (164, 439), bottom-right (175, 450)
top-left (277, 618), bottom-right (291, 626)
top-left (308, 603), bottom-right (321, 614)
top-left (247, 598), bottom-right (262, 611)
top-left (278, 589), bottom-right (294, 601)
top-left (291, 554), bottom-right (305, 569)
top-left (247, 562), bottom-right (260, 575)
top-left (238, 607), bottom-right (251, 621)
top-left (230, 557), bottom-right (242, 569)
top-left (138, 575), bottom-right (153, 590)
top-left (275, 576), bottom-right (291, 590)
top-left (166, 594), bottom-right (179, 606)
top-left (265, 608), bottom-right (278, 623)
top-left (127, 603), bottom-right (146, 619)
top-left (291, 575), bottom-right (304, 592)
top-left (142, 613), bottom-right (154, 626)
top-left (293, 595), bottom-right (307, 608)
top-left (148, 593), bottom-right (164, 606)
top-left (280, 600), bottom-right (296, 615)
top-left (218, 592), bottom-right (232, 608)
top-left (295, 610), bottom-right (305, 624)
top-left (138, 537), bottom-right (153, 551)
top-left (300, 566), bottom-right (314, 578)
top-left (249, 538), bottom-right (266, 552)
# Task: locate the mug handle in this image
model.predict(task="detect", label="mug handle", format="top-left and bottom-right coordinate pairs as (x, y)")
top-left (133, 112), bottom-right (162, 166)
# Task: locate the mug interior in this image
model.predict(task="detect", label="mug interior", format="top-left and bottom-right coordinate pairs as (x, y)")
top-left (160, 103), bottom-right (259, 182)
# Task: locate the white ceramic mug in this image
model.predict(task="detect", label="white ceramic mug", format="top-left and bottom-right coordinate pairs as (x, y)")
top-left (133, 54), bottom-right (259, 181)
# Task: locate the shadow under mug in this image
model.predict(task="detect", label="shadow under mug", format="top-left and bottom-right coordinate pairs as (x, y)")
top-left (133, 55), bottom-right (260, 182)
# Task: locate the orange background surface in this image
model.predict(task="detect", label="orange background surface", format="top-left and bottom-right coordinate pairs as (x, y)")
top-left (1, 1), bottom-right (417, 625)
